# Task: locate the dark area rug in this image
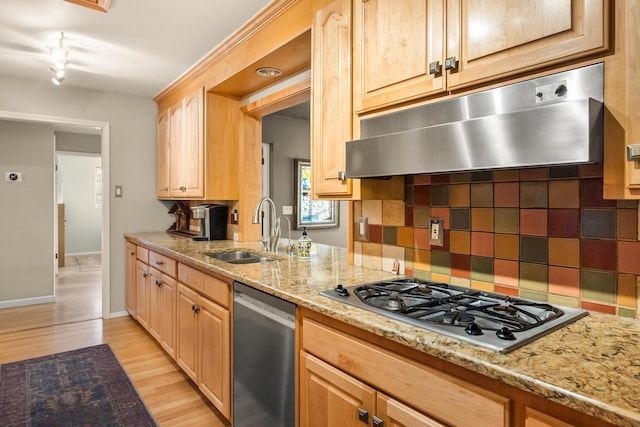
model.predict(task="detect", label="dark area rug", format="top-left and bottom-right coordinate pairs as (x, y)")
top-left (0, 344), bottom-right (157, 426)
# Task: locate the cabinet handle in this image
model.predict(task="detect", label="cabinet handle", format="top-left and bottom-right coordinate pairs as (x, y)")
top-left (156, 260), bottom-right (164, 266)
top-left (130, 251), bottom-right (135, 256)
top-left (155, 280), bottom-right (162, 287)
top-left (373, 416), bottom-right (384, 427)
top-left (428, 60), bottom-right (441, 75)
top-left (338, 171), bottom-right (346, 181)
top-left (444, 56), bottom-right (458, 71)
top-left (143, 273), bottom-right (148, 278)
top-left (192, 304), bottom-right (200, 314)
top-left (179, 186), bottom-right (186, 192)
top-left (357, 408), bottom-right (369, 423)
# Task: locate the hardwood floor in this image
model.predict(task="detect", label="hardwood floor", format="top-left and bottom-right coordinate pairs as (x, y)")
top-left (0, 255), bottom-right (228, 426)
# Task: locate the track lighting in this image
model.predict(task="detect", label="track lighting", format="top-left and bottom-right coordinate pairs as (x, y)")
top-left (51, 76), bottom-right (65, 86)
top-left (49, 32), bottom-right (69, 85)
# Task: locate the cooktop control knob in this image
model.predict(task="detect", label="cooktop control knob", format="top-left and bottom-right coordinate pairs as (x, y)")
top-left (464, 322), bottom-right (483, 336)
top-left (334, 284), bottom-right (349, 297)
top-left (496, 327), bottom-right (516, 340)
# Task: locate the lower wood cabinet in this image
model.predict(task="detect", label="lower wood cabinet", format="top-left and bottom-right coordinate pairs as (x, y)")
top-left (148, 267), bottom-right (176, 358)
top-left (125, 242), bottom-right (136, 315)
top-left (134, 260), bottom-right (149, 329)
top-left (176, 282), bottom-right (231, 419)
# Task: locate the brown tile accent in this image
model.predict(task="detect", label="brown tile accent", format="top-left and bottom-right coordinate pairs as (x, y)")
top-left (471, 171), bottom-right (494, 182)
top-left (494, 259), bottom-right (519, 287)
top-left (414, 228), bottom-right (431, 250)
top-left (449, 184), bottom-right (470, 207)
top-left (431, 207), bottom-right (450, 229)
top-left (520, 209), bottom-right (548, 236)
top-left (580, 178), bottom-right (617, 208)
top-left (520, 168), bottom-right (548, 181)
top-left (520, 262), bottom-right (548, 292)
top-left (548, 209), bottom-right (580, 238)
top-left (548, 294), bottom-right (580, 308)
top-left (369, 224), bottom-right (382, 244)
top-left (414, 249), bottom-right (431, 271)
top-left (450, 231), bottom-right (470, 254)
top-left (494, 208), bottom-right (519, 234)
top-left (404, 184), bottom-right (414, 205)
top-left (494, 285), bottom-right (519, 296)
top-left (431, 175), bottom-right (449, 184)
top-left (549, 180), bottom-right (580, 208)
top-left (396, 227), bottom-right (414, 248)
top-left (494, 182), bottom-right (519, 207)
top-left (548, 238), bottom-right (580, 267)
top-left (471, 256), bottom-right (493, 282)
top-left (617, 274), bottom-right (637, 307)
top-left (354, 201), bottom-right (362, 219)
top-left (581, 209), bottom-right (616, 239)
top-left (413, 175), bottom-right (431, 185)
top-left (548, 266), bottom-right (580, 297)
top-left (450, 277), bottom-right (471, 288)
top-left (413, 185), bottom-right (431, 206)
top-left (470, 183), bottom-right (493, 207)
top-left (519, 289), bottom-right (548, 301)
top-left (580, 163), bottom-right (603, 178)
top-left (382, 200), bottom-right (405, 226)
top-left (520, 181), bottom-right (548, 208)
top-left (471, 232), bottom-right (493, 257)
top-left (441, 229), bottom-right (451, 252)
top-left (495, 234), bottom-right (519, 260)
top-left (431, 251), bottom-right (451, 275)
top-left (362, 200), bottom-right (382, 224)
top-left (471, 208), bottom-right (494, 232)
top-left (618, 307), bottom-right (637, 318)
top-left (362, 243), bottom-right (382, 270)
top-left (450, 172), bottom-right (471, 183)
top-left (549, 165), bottom-right (579, 179)
top-left (494, 170), bottom-right (519, 182)
top-left (405, 205), bottom-right (414, 227)
top-left (450, 254), bottom-right (470, 279)
top-left (581, 301), bottom-right (616, 315)
top-left (431, 185), bottom-right (449, 206)
top-left (581, 239), bottom-right (616, 271)
top-left (617, 208), bottom-right (638, 241)
top-left (617, 200), bottom-right (637, 208)
top-left (520, 236), bottom-right (548, 264)
top-left (450, 208), bottom-right (470, 231)
top-left (413, 206), bottom-right (431, 227)
top-left (618, 241), bottom-right (640, 274)
top-left (383, 226), bottom-right (397, 245)
top-left (581, 270), bottom-right (616, 303)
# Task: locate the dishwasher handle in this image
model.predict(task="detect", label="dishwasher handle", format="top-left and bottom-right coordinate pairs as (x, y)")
top-left (234, 291), bottom-right (296, 330)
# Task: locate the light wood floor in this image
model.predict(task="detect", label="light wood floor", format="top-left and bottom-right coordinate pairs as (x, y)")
top-left (0, 257), bottom-right (228, 426)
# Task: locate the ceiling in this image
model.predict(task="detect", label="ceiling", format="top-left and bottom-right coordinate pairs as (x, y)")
top-left (0, 0), bottom-right (272, 98)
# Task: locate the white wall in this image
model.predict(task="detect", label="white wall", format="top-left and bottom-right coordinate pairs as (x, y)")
top-left (262, 113), bottom-right (347, 248)
top-left (0, 74), bottom-right (172, 315)
top-left (0, 121), bottom-right (55, 303)
top-left (57, 153), bottom-right (102, 254)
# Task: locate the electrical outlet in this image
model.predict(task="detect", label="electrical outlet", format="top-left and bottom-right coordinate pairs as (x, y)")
top-left (430, 218), bottom-right (444, 246)
top-left (282, 205), bottom-right (293, 215)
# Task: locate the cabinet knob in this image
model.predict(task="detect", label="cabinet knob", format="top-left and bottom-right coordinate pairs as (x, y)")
top-left (143, 273), bottom-right (148, 278)
top-left (192, 304), bottom-right (200, 314)
top-left (428, 60), bottom-right (441, 75)
top-left (373, 416), bottom-right (384, 427)
top-left (155, 280), bottom-right (162, 287)
top-left (357, 408), bottom-right (369, 423)
top-left (179, 186), bottom-right (186, 192)
top-left (338, 171), bottom-right (346, 181)
top-left (156, 260), bottom-right (164, 266)
top-left (130, 251), bottom-right (135, 256)
top-left (444, 56), bottom-right (458, 71)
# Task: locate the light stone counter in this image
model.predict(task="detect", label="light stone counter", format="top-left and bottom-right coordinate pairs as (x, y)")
top-left (125, 231), bottom-right (640, 427)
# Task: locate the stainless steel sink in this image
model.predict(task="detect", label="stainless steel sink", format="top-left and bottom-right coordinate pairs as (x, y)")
top-left (202, 250), bottom-right (275, 264)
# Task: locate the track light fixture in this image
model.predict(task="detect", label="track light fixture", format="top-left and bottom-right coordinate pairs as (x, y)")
top-left (49, 32), bottom-right (69, 85)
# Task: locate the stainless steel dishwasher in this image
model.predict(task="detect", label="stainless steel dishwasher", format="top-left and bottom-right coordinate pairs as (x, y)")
top-left (233, 281), bottom-right (295, 427)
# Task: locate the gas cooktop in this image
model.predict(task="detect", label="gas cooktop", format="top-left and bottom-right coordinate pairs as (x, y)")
top-left (320, 278), bottom-right (588, 353)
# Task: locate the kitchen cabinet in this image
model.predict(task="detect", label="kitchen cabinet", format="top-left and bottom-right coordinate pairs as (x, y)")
top-left (156, 109), bottom-right (170, 198)
top-left (148, 267), bottom-right (176, 358)
top-left (311, 0), bottom-right (358, 199)
top-left (525, 408), bottom-right (573, 427)
top-left (176, 264), bottom-right (231, 419)
top-left (135, 260), bottom-right (149, 329)
top-left (352, 0), bottom-right (445, 114)
top-left (301, 316), bottom-right (510, 427)
top-left (125, 241), bottom-right (136, 315)
top-left (353, 0), bottom-right (609, 114)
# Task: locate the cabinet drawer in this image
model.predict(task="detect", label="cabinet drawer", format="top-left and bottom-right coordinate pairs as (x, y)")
top-left (149, 251), bottom-right (176, 277)
top-left (302, 318), bottom-right (510, 427)
top-left (136, 246), bottom-right (149, 263)
top-left (178, 263), bottom-right (230, 308)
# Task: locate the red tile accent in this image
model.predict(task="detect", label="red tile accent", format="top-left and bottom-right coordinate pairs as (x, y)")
top-left (413, 175), bottom-right (431, 185)
top-left (580, 179), bottom-right (616, 208)
top-left (520, 168), bottom-right (548, 181)
top-left (580, 163), bottom-right (603, 178)
top-left (581, 301), bottom-right (616, 315)
top-left (581, 239), bottom-right (616, 271)
top-left (494, 182), bottom-right (519, 207)
top-left (548, 209), bottom-right (580, 238)
top-left (494, 259), bottom-right (519, 287)
top-left (548, 266), bottom-right (580, 297)
top-left (431, 207), bottom-right (450, 228)
top-left (520, 209), bottom-right (548, 236)
top-left (369, 225), bottom-right (382, 244)
top-left (405, 206), bottom-right (414, 227)
top-left (413, 185), bottom-right (431, 206)
top-left (404, 268), bottom-right (414, 277)
top-left (494, 285), bottom-right (519, 296)
top-left (471, 232), bottom-right (494, 257)
top-left (414, 228), bottom-right (431, 250)
top-left (618, 241), bottom-right (640, 274)
top-left (450, 254), bottom-right (470, 279)
top-left (431, 175), bottom-right (449, 184)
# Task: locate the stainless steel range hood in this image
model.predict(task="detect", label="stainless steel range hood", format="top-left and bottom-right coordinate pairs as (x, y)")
top-left (346, 64), bottom-right (604, 178)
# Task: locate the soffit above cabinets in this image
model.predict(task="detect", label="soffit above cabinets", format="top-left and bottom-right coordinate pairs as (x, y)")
top-left (213, 30), bottom-right (311, 98)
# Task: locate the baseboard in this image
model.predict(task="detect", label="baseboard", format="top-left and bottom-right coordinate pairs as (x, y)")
top-left (0, 295), bottom-right (56, 309)
top-left (66, 251), bottom-right (102, 256)
top-left (108, 311), bottom-right (131, 319)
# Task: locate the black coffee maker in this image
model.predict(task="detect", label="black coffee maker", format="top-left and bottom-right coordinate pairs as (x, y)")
top-left (190, 204), bottom-right (228, 240)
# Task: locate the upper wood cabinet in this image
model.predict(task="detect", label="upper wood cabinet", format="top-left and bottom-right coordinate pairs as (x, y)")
top-left (446, 0), bottom-right (609, 90)
top-left (156, 110), bottom-right (170, 198)
top-left (311, 0), bottom-right (358, 199)
top-left (353, 0), bottom-right (446, 114)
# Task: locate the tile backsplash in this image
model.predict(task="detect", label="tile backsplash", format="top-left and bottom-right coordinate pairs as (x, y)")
top-left (352, 165), bottom-right (640, 318)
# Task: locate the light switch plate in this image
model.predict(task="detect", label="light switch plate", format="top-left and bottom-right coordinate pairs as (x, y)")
top-left (358, 217), bottom-right (369, 241)
top-left (282, 205), bottom-right (293, 215)
top-left (430, 218), bottom-right (444, 246)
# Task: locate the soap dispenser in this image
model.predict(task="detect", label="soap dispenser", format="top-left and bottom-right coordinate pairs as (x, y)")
top-left (297, 227), bottom-right (312, 258)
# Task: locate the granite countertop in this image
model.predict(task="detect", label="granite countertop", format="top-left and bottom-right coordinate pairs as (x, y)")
top-left (125, 231), bottom-right (640, 427)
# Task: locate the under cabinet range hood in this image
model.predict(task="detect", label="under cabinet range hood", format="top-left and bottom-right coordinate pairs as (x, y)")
top-left (345, 63), bottom-right (604, 178)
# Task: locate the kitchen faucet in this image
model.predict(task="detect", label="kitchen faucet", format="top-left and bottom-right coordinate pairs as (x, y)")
top-left (252, 197), bottom-right (280, 253)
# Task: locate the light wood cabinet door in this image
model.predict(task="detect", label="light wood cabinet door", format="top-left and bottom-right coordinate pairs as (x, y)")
top-left (179, 88), bottom-right (205, 198)
top-left (148, 267), bottom-right (163, 342)
top-left (168, 102), bottom-right (184, 196)
top-left (377, 392), bottom-right (446, 427)
top-left (353, 0), bottom-right (445, 113)
top-left (311, 0), bottom-right (356, 198)
top-left (198, 296), bottom-right (230, 419)
top-left (154, 270), bottom-right (177, 359)
top-left (446, 0), bottom-right (608, 90)
top-left (125, 242), bottom-right (136, 316)
top-left (156, 109), bottom-right (170, 199)
top-left (300, 351), bottom-right (376, 427)
top-left (525, 408), bottom-right (573, 427)
top-left (176, 283), bottom-right (199, 382)
top-left (135, 260), bottom-right (149, 329)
